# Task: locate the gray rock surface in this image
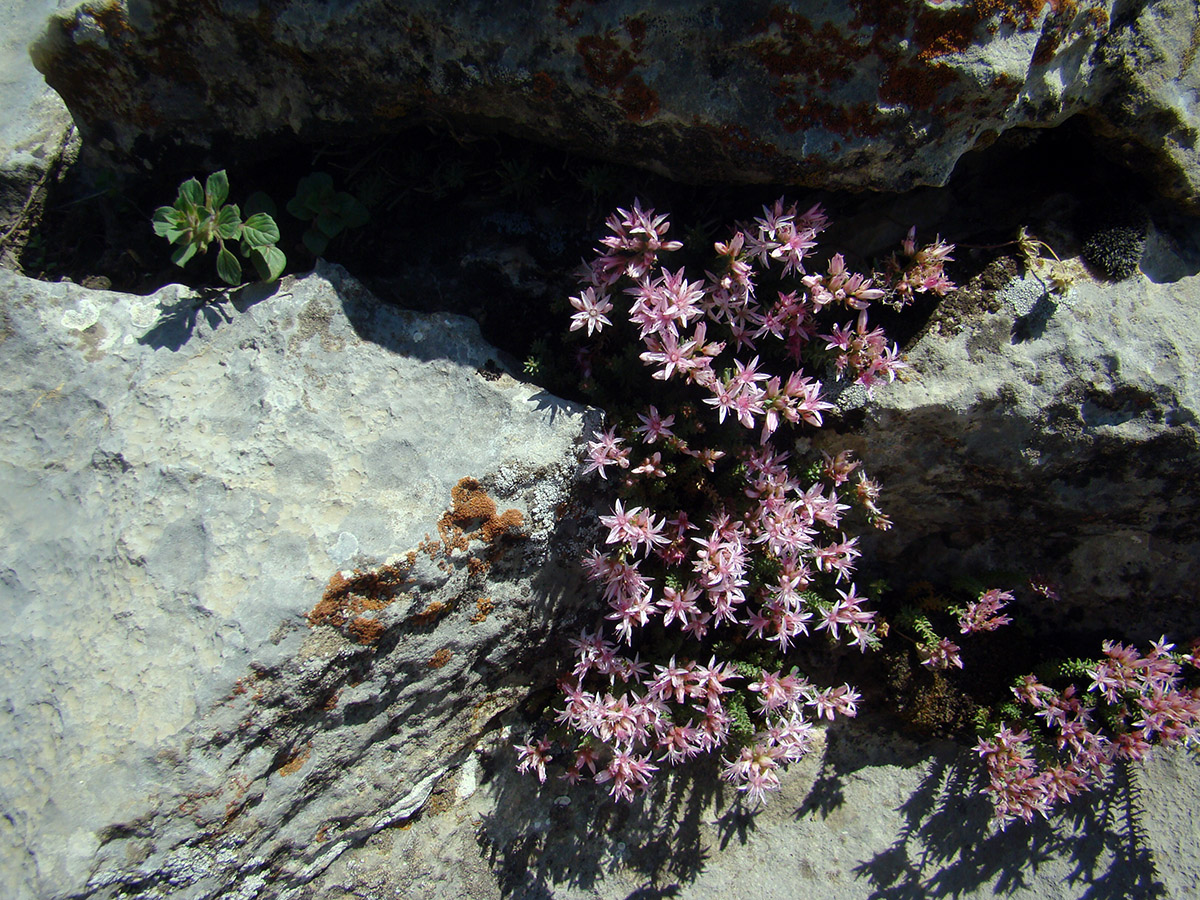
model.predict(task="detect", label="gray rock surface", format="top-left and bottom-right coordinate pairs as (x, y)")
top-left (305, 717), bottom-right (1200, 899)
top-left (3, 248), bottom-right (1199, 900)
top-left (0, 0), bottom-right (77, 266)
top-left (0, 262), bottom-right (595, 899)
top-left (26, 0), bottom-right (1200, 207)
top-left (813, 227), bottom-right (1200, 637)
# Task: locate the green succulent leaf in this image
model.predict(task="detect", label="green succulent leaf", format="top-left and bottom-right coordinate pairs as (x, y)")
top-left (339, 195), bottom-right (369, 229)
top-left (215, 204), bottom-right (243, 241)
top-left (286, 194), bottom-right (313, 220)
top-left (152, 206), bottom-right (187, 240)
top-left (216, 246), bottom-right (242, 285)
top-left (205, 170), bottom-right (229, 208)
top-left (249, 245), bottom-right (286, 282)
top-left (170, 241), bottom-right (197, 268)
top-left (241, 213), bottom-right (280, 248)
top-left (178, 177), bottom-right (204, 209)
top-left (302, 228), bottom-right (330, 257)
top-left (315, 212), bottom-right (344, 239)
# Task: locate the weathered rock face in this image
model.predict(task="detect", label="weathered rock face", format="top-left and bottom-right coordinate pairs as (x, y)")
top-left (3, 258), bottom-right (1200, 900)
top-left (0, 262), bottom-right (596, 899)
top-left (0, 0), bottom-right (77, 266)
top-left (813, 229), bottom-right (1200, 639)
top-left (27, 0), bottom-right (1200, 206)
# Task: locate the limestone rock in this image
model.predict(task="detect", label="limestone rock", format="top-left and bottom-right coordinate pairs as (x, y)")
top-left (0, 0), bottom-right (77, 266)
top-left (26, 0), bottom-right (1200, 206)
top-left (0, 262), bottom-right (595, 899)
top-left (814, 229), bottom-right (1200, 637)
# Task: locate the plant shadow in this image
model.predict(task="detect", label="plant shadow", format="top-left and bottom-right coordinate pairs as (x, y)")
top-left (475, 751), bottom-right (732, 900)
top-left (834, 734), bottom-right (1169, 900)
top-left (137, 279), bottom-right (281, 350)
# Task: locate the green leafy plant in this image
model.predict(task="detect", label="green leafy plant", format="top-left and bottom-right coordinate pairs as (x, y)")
top-left (152, 170), bottom-right (286, 286)
top-left (286, 172), bottom-right (369, 256)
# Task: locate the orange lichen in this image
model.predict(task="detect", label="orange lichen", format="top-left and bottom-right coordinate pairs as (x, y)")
top-left (617, 75), bottom-right (660, 121)
top-left (470, 597), bottom-right (495, 623)
top-left (307, 559), bottom-right (413, 644)
top-left (577, 31), bottom-right (638, 89)
top-left (307, 480), bottom-right (521, 645)
top-left (530, 70), bottom-right (557, 103)
top-left (277, 743), bottom-right (313, 777)
top-left (554, 0), bottom-right (602, 28)
top-left (914, 6), bottom-right (982, 62)
top-left (749, 8), bottom-right (856, 89)
top-left (348, 616), bottom-right (386, 645)
top-left (624, 15), bottom-right (647, 51)
top-left (878, 59), bottom-right (960, 108)
top-left (408, 600), bottom-right (448, 628)
top-left (575, 25), bottom-right (659, 122)
top-left (438, 477), bottom-right (525, 551)
top-left (427, 648), bottom-right (454, 668)
top-left (775, 97), bottom-right (886, 137)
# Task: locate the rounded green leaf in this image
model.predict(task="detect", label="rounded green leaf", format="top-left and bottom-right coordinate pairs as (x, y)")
top-left (297, 171), bottom-right (334, 199)
top-left (250, 245), bottom-right (287, 282)
top-left (205, 170), bottom-right (229, 208)
top-left (241, 213), bottom-right (280, 247)
top-left (302, 228), bottom-right (330, 257)
top-left (215, 204), bottom-right (243, 240)
top-left (216, 246), bottom-right (242, 285)
top-left (315, 212), bottom-right (344, 239)
top-left (339, 195), bottom-right (369, 229)
top-left (286, 195), bottom-right (314, 220)
top-left (170, 242), bottom-right (198, 267)
top-left (289, 172), bottom-right (335, 219)
top-left (179, 177), bottom-right (204, 208)
top-left (153, 206), bottom-right (186, 239)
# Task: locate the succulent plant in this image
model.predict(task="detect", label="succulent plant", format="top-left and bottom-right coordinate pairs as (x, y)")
top-left (286, 172), bottom-right (369, 257)
top-left (152, 170), bottom-right (286, 285)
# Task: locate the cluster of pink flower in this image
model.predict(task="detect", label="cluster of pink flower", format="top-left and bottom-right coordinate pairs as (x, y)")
top-left (918, 589), bottom-right (1016, 671)
top-left (517, 199), bottom-right (951, 805)
top-left (568, 199), bottom-right (955, 444)
top-left (976, 636), bottom-right (1200, 826)
top-left (887, 225), bottom-right (957, 308)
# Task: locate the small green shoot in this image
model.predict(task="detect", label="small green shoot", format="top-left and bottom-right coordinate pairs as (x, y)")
top-left (152, 170), bottom-right (286, 286)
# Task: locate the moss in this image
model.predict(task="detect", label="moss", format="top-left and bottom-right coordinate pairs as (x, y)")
top-left (434, 477), bottom-right (526, 562)
top-left (306, 559), bottom-right (413, 640)
top-left (1081, 224), bottom-right (1147, 281)
top-left (883, 646), bottom-right (979, 740)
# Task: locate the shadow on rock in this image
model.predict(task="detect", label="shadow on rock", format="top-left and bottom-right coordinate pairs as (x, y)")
top-left (475, 754), bottom-right (728, 899)
top-left (137, 280), bottom-right (281, 350)
top-left (849, 751), bottom-right (1168, 899)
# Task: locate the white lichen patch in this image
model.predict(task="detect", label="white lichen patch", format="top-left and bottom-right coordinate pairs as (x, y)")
top-left (60, 297), bottom-right (101, 332)
top-left (129, 298), bottom-right (163, 330)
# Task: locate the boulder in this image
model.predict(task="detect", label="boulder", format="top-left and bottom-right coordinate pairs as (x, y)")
top-left (0, 0), bottom-right (77, 267)
top-left (813, 225), bottom-right (1200, 638)
top-left (0, 262), bottom-right (594, 899)
top-left (26, 0), bottom-right (1200, 207)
